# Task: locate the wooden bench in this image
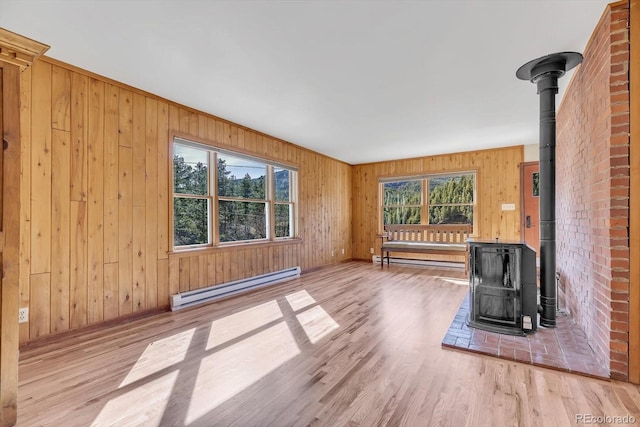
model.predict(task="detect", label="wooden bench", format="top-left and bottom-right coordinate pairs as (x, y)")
top-left (379, 224), bottom-right (472, 274)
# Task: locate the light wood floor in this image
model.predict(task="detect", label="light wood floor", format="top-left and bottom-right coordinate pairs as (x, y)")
top-left (17, 262), bottom-right (640, 426)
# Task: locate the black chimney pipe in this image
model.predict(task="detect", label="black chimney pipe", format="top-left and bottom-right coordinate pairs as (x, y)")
top-left (516, 52), bottom-right (582, 328)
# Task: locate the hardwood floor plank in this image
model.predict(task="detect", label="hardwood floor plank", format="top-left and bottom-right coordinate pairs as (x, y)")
top-left (17, 262), bottom-right (640, 426)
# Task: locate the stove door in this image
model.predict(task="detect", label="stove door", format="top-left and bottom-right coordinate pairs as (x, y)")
top-left (470, 245), bottom-right (522, 329)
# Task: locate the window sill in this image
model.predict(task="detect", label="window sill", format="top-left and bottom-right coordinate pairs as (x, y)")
top-left (168, 238), bottom-right (303, 258)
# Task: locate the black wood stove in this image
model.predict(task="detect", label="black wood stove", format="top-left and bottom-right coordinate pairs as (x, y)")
top-left (467, 240), bottom-right (537, 336)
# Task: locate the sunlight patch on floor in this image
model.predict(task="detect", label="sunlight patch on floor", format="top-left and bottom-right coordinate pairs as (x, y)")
top-left (93, 371), bottom-right (179, 427)
top-left (120, 328), bottom-right (196, 387)
top-left (285, 289), bottom-right (317, 311)
top-left (440, 277), bottom-right (469, 286)
top-left (186, 321), bottom-right (300, 424)
top-left (106, 293), bottom-right (338, 426)
top-left (206, 299), bottom-right (283, 350)
top-left (296, 305), bottom-right (340, 344)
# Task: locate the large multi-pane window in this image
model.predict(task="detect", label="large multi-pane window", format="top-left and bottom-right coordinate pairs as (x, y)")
top-left (173, 137), bottom-right (297, 248)
top-left (381, 172), bottom-right (475, 227)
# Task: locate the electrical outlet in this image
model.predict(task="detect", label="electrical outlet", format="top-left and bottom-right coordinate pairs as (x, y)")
top-left (19, 307), bottom-right (29, 324)
top-left (331, 250), bottom-right (335, 257)
top-left (341, 248), bottom-right (345, 255)
top-left (370, 248), bottom-right (374, 254)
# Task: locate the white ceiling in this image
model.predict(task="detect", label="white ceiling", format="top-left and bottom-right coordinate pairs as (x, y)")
top-left (1, 0), bottom-right (610, 164)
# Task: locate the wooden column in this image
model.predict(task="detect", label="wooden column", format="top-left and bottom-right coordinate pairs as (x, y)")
top-left (0, 28), bottom-right (48, 427)
top-left (0, 62), bottom-right (19, 427)
top-left (629, 0), bottom-right (640, 385)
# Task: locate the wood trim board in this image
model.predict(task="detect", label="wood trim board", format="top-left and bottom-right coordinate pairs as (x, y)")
top-left (0, 62), bottom-right (21, 427)
top-left (628, 0), bottom-right (640, 385)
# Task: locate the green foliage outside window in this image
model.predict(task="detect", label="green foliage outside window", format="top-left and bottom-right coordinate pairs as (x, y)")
top-left (428, 175), bottom-right (474, 225)
top-left (217, 156), bottom-right (266, 198)
top-left (274, 168), bottom-right (290, 201)
top-left (173, 141), bottom-right (295, 247)
top-left (382, 180), bottom-right (422, 225)
top-left (382, 173), bottom-right (475, 227)
top-left (383, 206), bottom-right (421, 225)
top-left (532, 172), bottom-right (539, 197)
top-left (173, 152), bottom-right (210, 246)
top-left (174, 198), bottom-right (209, 246)
top-left (275, 203), bottom-right (292, 238)
top-left (218, 200), bottom-right (266, 242)
top-left (217, 154), bottom-right (268, 242)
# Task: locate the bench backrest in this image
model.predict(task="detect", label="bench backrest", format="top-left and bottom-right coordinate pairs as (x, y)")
top-left (384, 224), bottom-right (472, 243)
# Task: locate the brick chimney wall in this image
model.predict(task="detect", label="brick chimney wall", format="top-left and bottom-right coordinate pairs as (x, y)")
top-left (556, 2), bottom-right (630, 381)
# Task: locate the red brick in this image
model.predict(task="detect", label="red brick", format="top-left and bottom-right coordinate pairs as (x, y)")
top-left (610, 340), bottom-right (628, 353)
top-left (609, 199), bottom-right (629, 209)
top-left (610, 188), bottom-right (629, 198)
top-left (611, 280), bottom-right (629, 291)
top-left (611, 370), bottom-right (628, 381)
top-left (611, 102), bottom-right (630, 113)
top-left (610, 248), bottom-right (629, 258)
top-left (611, 311), bottom-right (629, 320)
top-left (610, 208), bottom-right (629, 218)
top-left (611, 363), bottom-right (629, 374)
top-left (610, 331), bottom-right (628, 344)
top-left (611, 9), bottom-right (630, 22)
top-left (555, 1), bottom-right (630, 382)
top-left (609, 146), bottom-right (630, 157)
top-left (610, 134), bottom-right (629, 145)
top-left (610, 114), bottom-right (630, 126)
top-left (610, 73), bottom-right (629, 85)
top-left (611, 321), bottom-right (629, 332)
top-left (611, 42), bottom-right (629, 54)
top-left (611, 50), bottom-right (629, 64)
top-left (611, 123), bottom-right (630, 135)
top-left (610, 62), bottom-right (628, 74)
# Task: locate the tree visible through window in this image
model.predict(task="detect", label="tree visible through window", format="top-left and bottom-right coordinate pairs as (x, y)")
top-left (381, 172), bottom-right (475, 227)
top-left (217, 154), bottom-right (267, 242)
top-left (382, 180), bottom-right (422, 224)
top-left (173, 138), bottom-right (297, 248)
top-left (173, 145), bottom-right (210, 246)
top-left (428, 175), bottom-right (474, 225)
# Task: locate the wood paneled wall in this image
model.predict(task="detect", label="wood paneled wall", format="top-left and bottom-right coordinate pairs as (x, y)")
top-left (18, 56), bottom-right (518, 344)
top-left (351, 147), bottom-right (523, 261)
top-left (19, 57), bottom-right (352, 343)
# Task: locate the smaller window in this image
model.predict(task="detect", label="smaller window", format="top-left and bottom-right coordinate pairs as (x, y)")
top-left (380, 172), bottom-right (475, 228)
top-left (218, 154), bottom-right (267, 243)
top-left (274, 167), bottom-right (294, 238)
top-left (382, 180), bottom-right (422, 225)
top-left (428, 175), bottom-right (474, 225)
top-left (173, 145), bottom-right (211, 247)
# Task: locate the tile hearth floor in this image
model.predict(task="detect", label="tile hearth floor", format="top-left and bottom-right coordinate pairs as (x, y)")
top-left (442, 294), bottom-right (610, 379)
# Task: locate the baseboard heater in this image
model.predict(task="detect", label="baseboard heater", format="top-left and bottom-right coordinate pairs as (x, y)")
top-left (170, 266), bottom-right (301, 311)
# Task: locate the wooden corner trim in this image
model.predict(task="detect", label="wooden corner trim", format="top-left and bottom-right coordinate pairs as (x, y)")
top-left (629, 0), bottom-right (640, 385)
top-left (0, 27), bottom-right (49, 70)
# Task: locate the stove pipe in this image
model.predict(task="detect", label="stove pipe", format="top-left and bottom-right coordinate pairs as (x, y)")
top-left (516, 52), bottom-right (583, 328)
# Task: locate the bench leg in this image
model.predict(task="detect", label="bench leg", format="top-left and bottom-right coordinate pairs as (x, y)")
top-left (380, 250), bottom-right (389, 268)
